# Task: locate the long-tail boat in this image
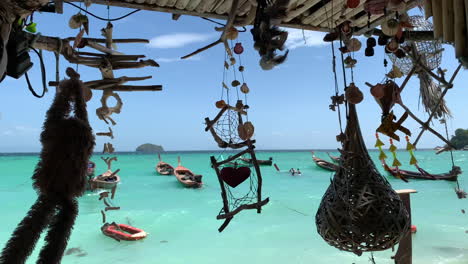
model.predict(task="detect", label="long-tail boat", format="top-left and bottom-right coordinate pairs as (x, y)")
top-left (174, 157), bottom-right (202, 188)
top-left (326, 153), bottom-right (341, 164)
top-left (381, 159), bottom-right (461, 181)
top-left (156, 153), bottom-right (174, 175)
top-left (312, 152), bottom-right (338, 172)
top-left (89, 169), bottom-right (121, 190)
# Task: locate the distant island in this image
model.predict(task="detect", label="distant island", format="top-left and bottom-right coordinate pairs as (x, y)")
top-left (136, 143), bottom-right (164, 153)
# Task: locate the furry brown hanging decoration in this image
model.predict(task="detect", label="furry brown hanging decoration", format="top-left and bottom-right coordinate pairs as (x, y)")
top-left (0, 67), bottom-right (95, 264)
top-left (315, 102), bottom-right (409, 256)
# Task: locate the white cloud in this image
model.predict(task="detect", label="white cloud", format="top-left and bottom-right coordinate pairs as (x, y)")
top-left (1, 125), bottom-right (39, 136)
top-left (156, 55), bottom-right (202, 63)
top-left (283, 28), bottom-right (327, 49)
top-left (147, 33), bottom-right (215, 49)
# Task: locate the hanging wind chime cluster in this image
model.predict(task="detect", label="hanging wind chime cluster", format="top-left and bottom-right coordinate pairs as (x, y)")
top-left (205, 38), bottom-right (269, 232)
top-left (316, 7), bottom-right (410, 256)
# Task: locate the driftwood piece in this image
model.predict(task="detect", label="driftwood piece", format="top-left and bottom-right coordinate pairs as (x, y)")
top-left (181, 0), bottom-right (240, 59)
top-left (96, 127), bottom-right (114, 139)
top-left (102, 22), bottom-right (113, 49)
top-left (103, 143), bottom-right (115, 154)
top-left (88, 41), bottom-right (124, 55)
top-left (65, 37), bottom-right (149, 44)
top-left (101, 157), bottom-right (117, 170)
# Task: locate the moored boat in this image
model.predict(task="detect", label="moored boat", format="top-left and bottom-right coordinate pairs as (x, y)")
top-left (174, 157), bottom-right (202, 188)
top-left (101, 222), bottom-right (147, 241)
top-left (312, 152), bottom-right (339, 172)
top-left (326, 153), bottom-right (341, 164)
top-left (156, 154), bottom-right (174, 175)
top-left (90, 169), bottom-right (121, 190)
top-left (381, 159), bottom-right (461, 181)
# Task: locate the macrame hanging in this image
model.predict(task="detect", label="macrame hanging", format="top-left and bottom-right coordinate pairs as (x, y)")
top-left (316, 56), bottom-right (409, 256)
top-left (205, 40), bottom-right (269, 232)
top-left (388, 15), bottom-right (450, 118)
top-left (0, 68), bottom-right (95, 263)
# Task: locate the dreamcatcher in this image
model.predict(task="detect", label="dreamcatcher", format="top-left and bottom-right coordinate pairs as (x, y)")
top-left (205, 39), bottom-right (269, 232)
top-left (316, 18), bottom-right (409, 256)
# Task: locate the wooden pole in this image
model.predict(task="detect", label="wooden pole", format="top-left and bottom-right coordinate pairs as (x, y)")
top-left (393, 189), bottom-right (417, 264)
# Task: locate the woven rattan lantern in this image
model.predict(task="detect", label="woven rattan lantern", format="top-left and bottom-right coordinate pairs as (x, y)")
top-left (315, 104), bottom-right (409, 256)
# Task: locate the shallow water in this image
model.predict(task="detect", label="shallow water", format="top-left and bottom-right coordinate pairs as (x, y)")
top-left (0, 150), bottom-right (467, 264)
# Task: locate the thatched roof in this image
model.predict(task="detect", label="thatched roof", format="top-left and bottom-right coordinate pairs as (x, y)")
top-left (69, 0), bottom-right (418, 34)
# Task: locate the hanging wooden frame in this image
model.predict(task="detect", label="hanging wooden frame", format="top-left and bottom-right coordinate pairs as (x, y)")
top-left (210, 144), bottom-right (269, 232)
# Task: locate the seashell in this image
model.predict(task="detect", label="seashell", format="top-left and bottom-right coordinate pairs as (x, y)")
top-left (345, 83), bottom-right (363, 104)
top-left (234, 43), bottom-right (244, 54)
top-left (69, 14), bottom-right (88, 29)
top-left (341, 21), bottom-right (352, 34)
top-left (386, 65), bottom-right (404, 79)
top-left (240, 83), bottom-right (249, 94)
top-left (347, 38), bottom-right (362, 52)
top-left (225, 27), bottom-right (238, 40)
top-left (381, 18), bottom-right (400, 36)
top-left (238, 122), bottom-right (255, 141)
top-left (232, 80), bottom-right (240, 87)
top-left (230, 57), bottom-right (236, 65)
top-left (215, 100), bottom-right (226, 109)
top-left (83, 85), bottom-right (92, 102)
top-left (238, 66), bottom-right (244, 72)
top-left (347, 0), bottom-right (360, 8)
top-left (370, 83), bottom-right (385, 99)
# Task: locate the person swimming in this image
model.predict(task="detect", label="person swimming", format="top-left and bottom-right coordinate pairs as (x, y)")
top-left (289, 168), bottom-right (296, 175)
top-left (296, 168), bottom-right (301, 175)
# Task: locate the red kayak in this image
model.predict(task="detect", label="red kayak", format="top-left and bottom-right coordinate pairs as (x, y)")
top-left (102, 223), bottom-right (147, 241)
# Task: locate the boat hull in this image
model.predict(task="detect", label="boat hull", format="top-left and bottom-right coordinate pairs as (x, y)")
top-left (90, 175), bottom-right (120, 190)
top-left (174, 166), bottom-right (202, 188)
top-left (156, 161), bottom-right (174, 175)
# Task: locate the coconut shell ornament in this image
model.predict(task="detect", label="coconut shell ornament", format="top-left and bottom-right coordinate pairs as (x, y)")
top-left (381, 18), bottom-right (400, 36)
top-left (234, 43), bottom-right (244, 54)
top-left (315, 103), bottom-right (409, 256)
top-left (347, 38), bottom-right (362, 52)
top-left (345, 83), bottom-right (363, 104)
top-left (240, 83), bottom-right (250, 94)
top-left (216, 100), bottom-right (226, 109)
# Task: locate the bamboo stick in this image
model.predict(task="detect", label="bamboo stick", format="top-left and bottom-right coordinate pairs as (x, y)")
top-left (284, 0), bottom-right (322, 23)
top-left (442, 0), bottom-right (455, 42)
top-left (432, 0), bottom-right (443, 39)
top-left (454, 0), bottom-right (467, 58)
top-left (217, 198), bottom-right (269, 219)
top-left (424, 0), bottom-right (432, 19)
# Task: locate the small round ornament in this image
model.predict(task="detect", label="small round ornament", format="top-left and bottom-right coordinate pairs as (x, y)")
top-left (215, 100), bottom-right (226, 109)
top-left (240, 83), bottom-right (250, 94)
top-left (234, 43), bottom-right (244, 54)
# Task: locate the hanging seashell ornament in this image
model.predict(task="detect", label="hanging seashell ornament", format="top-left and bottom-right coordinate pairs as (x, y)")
top-left (370, 83), bottom-right (385, 99)
top-left (239, 66), bottom-right (244, 72)
top-left (238, 121), bottom-right (255, 141)
top-left (216, 100), bottom-right (226, 109)
top-left (240, 83), bottom-right (250, 94)
top-left (381, 18), bottom-right (400, 36)
top-left (347, 38), bottom-right (362, 52)
top-left (69, 13), bottom-right (89, 32)
top-left (386, 65), bottom-right (404, 79)
top-left (347, 0), bottom-right (360, 8)
top-left (225, 27), bottom-right (239, 40)
top-left (230, 57), bottom-right (236, 65)
top-left (234, 43), bottom-right (244, 54)
top-left (344, 56), bottom-right (357, 68)
top-left (232, 80), bottom-right (241, 87)
top-left (345, 83), bottom-right (363, 104)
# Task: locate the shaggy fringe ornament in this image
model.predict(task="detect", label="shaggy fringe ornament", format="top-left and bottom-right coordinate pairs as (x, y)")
top-left (0, 68), bottom-right (95, 264)
top-left (418, 70), bottom-right (450, 118)
top-left (316, 104), bottom-right (409, 256)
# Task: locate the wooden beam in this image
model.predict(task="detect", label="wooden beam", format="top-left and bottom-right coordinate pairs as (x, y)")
top-left (393, 189), bottom-right (417, 264)
top-left (54, 0), bottom-right (63, 13)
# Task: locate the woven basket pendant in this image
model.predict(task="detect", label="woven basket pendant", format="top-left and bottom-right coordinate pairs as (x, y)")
top-left (315, 104), bottom-right (409, 256)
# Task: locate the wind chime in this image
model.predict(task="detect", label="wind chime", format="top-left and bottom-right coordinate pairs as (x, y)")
top-left (205, 37), bottom-right (269, 233)
top-left (316, 20), bottom-right (409, 257)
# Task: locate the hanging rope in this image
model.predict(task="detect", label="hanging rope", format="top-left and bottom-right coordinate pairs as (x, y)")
top-left (64, 1), bottom-right (141, 22)
top-left (24, 47), bottom-right (47, 98)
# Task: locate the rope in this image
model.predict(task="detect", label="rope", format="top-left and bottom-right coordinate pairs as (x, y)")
top-left (24, 47), bottom-right (47, 98)
top-left (330, 41), bottom-right (344, 134)
top-left (64, 1), bottom-right (141, 21)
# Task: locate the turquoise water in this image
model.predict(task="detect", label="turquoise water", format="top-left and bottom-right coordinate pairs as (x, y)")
top-left (0, 150), bottom-right (467, 264)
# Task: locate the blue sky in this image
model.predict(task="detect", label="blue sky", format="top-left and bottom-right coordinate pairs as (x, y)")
top-left (0, 5), bottom-right (467, 152)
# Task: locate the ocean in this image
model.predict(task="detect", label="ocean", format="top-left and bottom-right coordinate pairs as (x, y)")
top-left (0, 150), bottom-right (467, 264)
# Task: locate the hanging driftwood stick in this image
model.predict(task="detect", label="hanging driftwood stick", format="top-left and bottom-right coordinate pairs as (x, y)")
top-left (103, 143), bottom-right (115, 154)
top-left (111, 185), bottom-right (117, 199)
top-left (87, 41), bottom-right (124, 55)
top-left (65, 37), bottom-right (149, 44)
top-left (105, 206), bottom-right (120, 211)
top-left (101, 157), bottom-right (118, 170)
top-left (102, 22), bottom-right (113, 49)
top-left (112, 59), bottom-right (159, 69)
top-left (111, 85), bottom-right (163, 91)
top-left (101, 210), bottom-right (106, 223)
top-left (216, 198), bottom-right (270, 219)
top-left (181, 0), bottom-right (240, 59)
top-left (96, 127), bottom-right (114, 138)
